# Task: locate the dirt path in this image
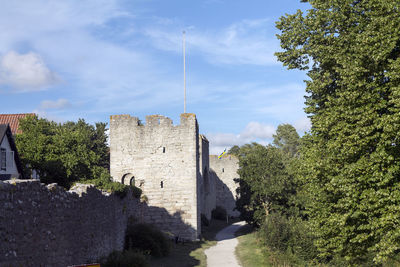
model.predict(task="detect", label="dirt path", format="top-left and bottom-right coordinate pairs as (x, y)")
top-left (204, 221), bottom-right (246, 267)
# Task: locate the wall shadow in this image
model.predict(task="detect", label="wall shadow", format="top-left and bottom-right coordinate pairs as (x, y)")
top-left (209, 168), bottom-right (239, 218)
top-left (147, 216), bottom-right (236, 267)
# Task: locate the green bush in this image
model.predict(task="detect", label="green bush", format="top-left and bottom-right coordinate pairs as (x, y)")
top-left (131, 186), bottom-right (142, 199)
top-left (82, 168), bottom-right (129, 198)
top-left (259, 212), bottom-right (318, 262)
top-left (100, 250), bottom-right (148, 267)
top-left (286, 216), bottom-right (318, 261)
top-left (259, 212), bottom-right (290, 252)
top-left (124, 223), bottom-right (170, 257)
top-left (211, 206), bottom-right (227, 221)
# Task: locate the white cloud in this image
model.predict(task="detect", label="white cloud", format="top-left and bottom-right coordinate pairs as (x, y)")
top-left (293, 117), bottom-right (311, 133)
top-left (32, 109), bottom-right (65, 123)
top-left (144, 18), bottom-right (279, 66)
top-left (207, 121), bottom-right (276, 154)
top-left (40, 99), bottom-right (71, 110)
top-left (207, 118), bottom-right (312, 154)
top-left (0, 0), bottom-right (170, 112)
top-left (0, 51), bottom-right (58, 91)
top-left (207, 133), bottom-right (241, 148)
top-left (241, 121), bottom-right (275, 139)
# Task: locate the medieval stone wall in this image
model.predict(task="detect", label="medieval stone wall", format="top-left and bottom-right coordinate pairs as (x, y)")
top-left (209, 155), bottom-right (240, 217)
top-left (0, 112), bottom-right (241, 266)
top-left (0, 179), bottom-right (140, 267)
top-left (109, 113), bottom-right (200, 240)
top-left (199, 135), bottom-right (216, 220)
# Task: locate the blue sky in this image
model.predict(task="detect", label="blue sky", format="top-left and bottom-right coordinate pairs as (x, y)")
top-left (0, 0), bottom-right (310, 154)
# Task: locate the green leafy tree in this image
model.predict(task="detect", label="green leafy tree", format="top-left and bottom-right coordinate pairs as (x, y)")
top-left (273, 124), bottom-right (300, 157)
top-left (227, 145), bottom-right (240, 156)
top-left (235, 143), bottom-right (296, 225)
top-left (15, 115), bottom-right (110, 188)
top-left (276, 0), bottom-right (400, 264)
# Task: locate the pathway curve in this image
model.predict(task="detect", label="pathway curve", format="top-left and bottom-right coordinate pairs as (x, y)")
top-left (205, 221), bottom-right (246, 267)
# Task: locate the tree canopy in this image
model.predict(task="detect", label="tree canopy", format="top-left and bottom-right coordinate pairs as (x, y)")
top-left (15, 115), bottom-right (110, 188)
top-left (273, 124), bottom-right (300, 157)
top-left (276, 0), bottom-right (400, 264)
top-left (235, 124), bottom-right (301, 226)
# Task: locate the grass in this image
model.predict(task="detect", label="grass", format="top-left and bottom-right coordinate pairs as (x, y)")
top-left (235, 227), bottom-right (400, 267)
top-left (235, 225), bottom-right (271, 267)
top-left (235, 225), bottom-right (307, 267)
top-left (150, 218), bottom-right (236, 267)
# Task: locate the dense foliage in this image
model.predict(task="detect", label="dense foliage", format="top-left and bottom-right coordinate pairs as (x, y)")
top-left (100, 250), bottom-right (148, 267)
top-left (276, 0), bottom-right (400, 264)
top-left (124, 223), bottom-right (170, 257)
top-left (233, 124), bottom-right (319, 265)
top-left (235, 142), bottom-right (298, 226)
top-left (15, 116), bottom-right (126, 195)
top-left (272, 124), bottom-right (300, 157)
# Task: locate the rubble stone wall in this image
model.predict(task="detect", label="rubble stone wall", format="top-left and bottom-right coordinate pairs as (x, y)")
top-left (0, 179), bottom-right (144, 267)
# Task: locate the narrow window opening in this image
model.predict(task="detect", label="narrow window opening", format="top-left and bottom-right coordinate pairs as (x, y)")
top-left (163, 147), bottom-right (166, 153)
top-left (222, 168), bottom-right (224, 173)
top-left (0, 148), bottom-right (6, 171)
top-left (160, 181), bottom-right (164, 188)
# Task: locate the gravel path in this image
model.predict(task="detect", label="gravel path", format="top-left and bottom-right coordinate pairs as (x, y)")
top-left (205, 221), bottom-right (246, 267)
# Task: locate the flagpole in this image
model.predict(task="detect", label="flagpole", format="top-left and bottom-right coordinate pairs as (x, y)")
top-left (183, 30), bottom-right (186, 114)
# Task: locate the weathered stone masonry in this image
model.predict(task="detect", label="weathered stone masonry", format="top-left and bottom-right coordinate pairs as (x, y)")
top-left (110, 113), bottom-right (201, 240)
top-left (109, 113), bottom-right (240, 240)
top-left (210, 154), bottom-right (240, 217)
top-left (0, 112), bottom-right (241, 266)
top-left (0, 180), bottom-right (140, 267)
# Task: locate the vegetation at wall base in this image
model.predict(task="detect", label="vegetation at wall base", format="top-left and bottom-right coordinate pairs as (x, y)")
top-left (131, 185), bottom-right (143, 199)
top-left (100, 249), bottom-right (149, 267)
top-left (124, 223), bottom-right (170, 257)
top-left (80, 176), bottom-right (129, 199)
top-left (149, 218), bottom-right (233, 267)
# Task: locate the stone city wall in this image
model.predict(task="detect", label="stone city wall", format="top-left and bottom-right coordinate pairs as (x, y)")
top-left (0, 179), bottom-right (192, 267)
top-left (199, 135), bottom-right (216, 220)
top-left (209, 155), bottom-right (240, 217)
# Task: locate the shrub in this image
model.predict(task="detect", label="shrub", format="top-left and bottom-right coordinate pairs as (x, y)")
top-left (124, 223), bottom-right (170, 257)
top-left (212, 206), bottom-right (227, 221)
top-left (100, 250), bottom-right (148, 267)
top-left (259, 212), bottom-right (290, 252)
top-left (131, 186), bottom-right (142, 199)
top-left (259, 212), bottom-right (318, 261)
top-left (81, 168), bottom-right (129, 198)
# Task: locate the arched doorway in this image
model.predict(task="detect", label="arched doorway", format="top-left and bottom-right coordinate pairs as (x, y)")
top-left (121, 173), bottom-right (135, 186)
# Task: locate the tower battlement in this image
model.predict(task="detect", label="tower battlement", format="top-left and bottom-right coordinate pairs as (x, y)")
top-left (110, 113), bottom-right (197, 130)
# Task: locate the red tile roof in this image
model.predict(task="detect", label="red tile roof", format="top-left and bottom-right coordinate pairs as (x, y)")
top-left (0, 113), bottom-right (35, 135)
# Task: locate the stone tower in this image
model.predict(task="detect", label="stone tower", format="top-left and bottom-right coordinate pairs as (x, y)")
top-left (109, 113), bottom-right (201, 240)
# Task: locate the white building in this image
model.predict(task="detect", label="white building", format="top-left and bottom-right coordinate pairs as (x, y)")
top-left (0, 124), bottom-right (23, 180)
